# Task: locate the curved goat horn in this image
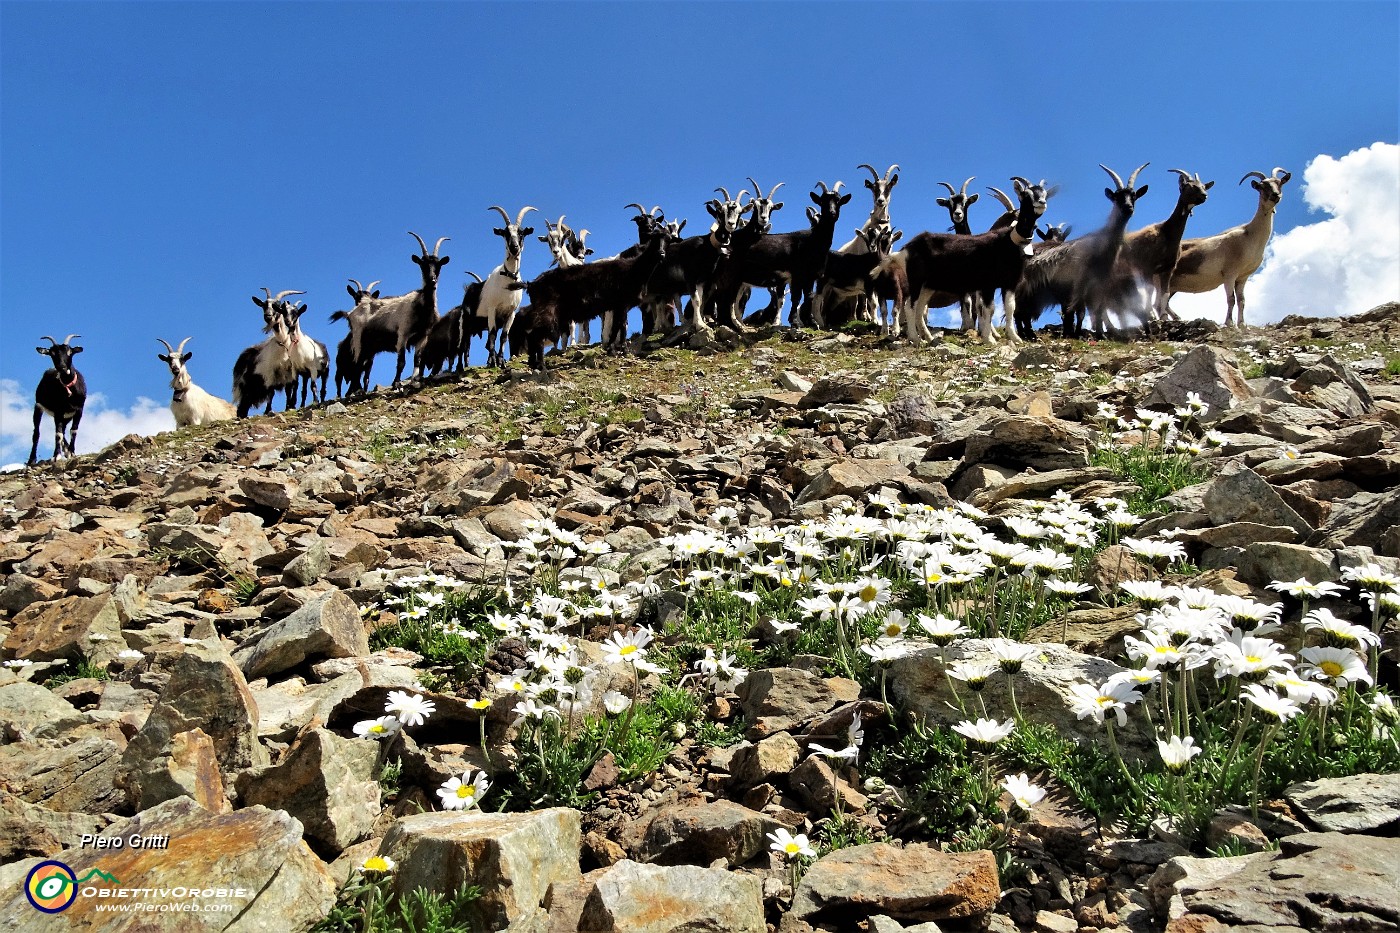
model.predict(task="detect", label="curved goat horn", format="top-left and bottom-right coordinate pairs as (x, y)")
top-left (465, 271), bottom-right (484, 283)
top-left (937, 182), bottom-right (957, 197)
top-left (555, 214), bottom-right (568, 231)
top-left (766, 182), bottom-right (784, 200)
top-left (433, 236), bottom-right (450, 256)
top-left (260, 287), bottom-right (273, 301)
top-left (487, 205), bottom-right (512, 225)
top-left (885, 164), bottom-right (901, 181)
top-left (1238, 170), bottom-right (1267, 186)
top-left (1009, 176), bottom-right (1032, 191)
top-left (409, 231), bottom-right (429, 255)
top-left (40, 336), bottom-right (58, 346)
top-left (713, 187), bottom-right (732, 203)
top-left (348, 278), bottom-right (364, 293)
top-left (1271, 167), bottom-right (1291, 183)
top-left (62, 334), bottom-right (81, 346)
top-left (746, 177), bottom-right (764, 199)
top-left (272, 290), bottom-right (304, 302)
top-left (366, 280), bottom-right (380, 292)
top-left (833, 180), bottom-right (845, 192)
top-left (176, 337), bottom-right (192, 355)
top-left (814, 181), bottom-right (830, 195)
top-left (1099, 164), bottom-right (1125, 189)
top-left (987, 186), bottom-right (1016, 211)
top-left (649, 205), bottom-right (663, 218)
top-left (157, 338), bottom-right (175, 354)
top-left (959, 176), bottom-right (974, 197)
top-left (857, 163), bottom-right (880, 183)
top-left (625, 202), bottom-right (648, 215)
top-left (1168, 168), bottom-right (1192, 182)
top-left (515, 206), bottom-right (537, 226)
top-left (1127, 162), bottom-right (1149, 188)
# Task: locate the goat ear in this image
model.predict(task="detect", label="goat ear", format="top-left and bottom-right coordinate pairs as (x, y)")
top-left (966, 193), bottom-right (978, 205)
top-left (838, 193), bottom-right (852, 206)
top-left (810, 191), bottom-right (821, 206)
top-left (158, 353), bottom-right (170, 363)
top-left (676, 219), bottom-right (686, 234)
top-left (493, 227), bottom-right (507, 237)
top-left (585, 248), bottom-right (595, 256)
top-left (371, 290), bottom-right (380, 299)
top-left (538, 234), bottom-right (549, 242)
top-left (520, 227), bottom-right (533, 237)
top-left (772, 201), bottom-right (783, 212)
top-left (1104, 187), bottom-right (1114, 200)
top-left (346, 284), bottom-right (358, 300)
top-left (705, 201), bottom-right (721, 217)
top-left (1046, 185), bottom-right (1061, 199)
top-left (439, 255), bottom-right (450, 266)
top-left (1135, 185), bottom-right (1149, 199)
top-left (864, 179), bottom-right (876, 190)
top-left (181, 352), bottom-right (193, 363)
top-left (412, 254), bottom-right (424, 267)
top-left (252, 296), bottom-right (267, 309)
top-left (36, 346), bottom-right (51, 356)
top-left (71, 346), bottom-right (83, 355)
top-left (888, 174), bottom-right (898, 188)
top-left (935, 197), bottom-right (950, 207)
top-left (1204, 181), bottom-right (1215, 190)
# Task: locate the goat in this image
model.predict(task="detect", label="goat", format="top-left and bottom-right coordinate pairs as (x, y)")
top-left (1012, 164), bottom-right (1148, 340)
top-left (539, 216), bottom-right (594, 347)
top-left (1168, 167), bottom-right (1291, 327)
top-left (516, 212), bottom-right (676, 370)
top-left (421, 272), bottom-right (487, 376)
top-left (1105, 169), bottom-right (1213, 329)
top-left (28, 335), bottom-right (87, 465)
top-left (157, 337), bottom-right (235, 427)
top-left (235, 289), bottom-right (303, 416)
top-left (641, 192), bottom-right (749, 341)
top-left (332, 280), bottom-right (380, 396)
top-left (816, 225), bottom-right (903, 332)
top-left (817, 164), bottom-right (901, 326)
top-left (282, 300), bottom-right (330, 407)
top-left (477, 206), bottom-right (537, 366)
top-left (711, 181), bottom-right (851, 331)
top-left (890, 176), bottom-right (1052, 344)
top-left (934, 177), bottom-right (979, 330)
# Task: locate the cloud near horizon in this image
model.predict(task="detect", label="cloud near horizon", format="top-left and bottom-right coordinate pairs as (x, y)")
top-left (1169, 140), bottom-right (1400, 325)
top-left (0, 379), bottom-right (174, 470)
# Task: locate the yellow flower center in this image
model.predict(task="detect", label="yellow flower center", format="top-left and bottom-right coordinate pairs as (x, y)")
top-left (369, 724), bottom-right (386, 733)
top-left (618, 644), bottom-right (637, 656)
top-left (884, 624), bottom-right (900, 636)
top-left (1245, 655), bottom-right (1262, 664)
top-left (860, 585), bottom-right (879, 602)
top-left (363, 857), bottom-right (390, 872)
top-left (1320, 660), bottom-right (1344, 677)
top-left (784, 842), bottom-right (801, 854)
top-left (456, 785), bottom-right (476, 799)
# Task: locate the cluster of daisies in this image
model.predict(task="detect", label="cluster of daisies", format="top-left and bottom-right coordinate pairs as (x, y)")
top-left (1094, 391), bottom-right (1227, 457)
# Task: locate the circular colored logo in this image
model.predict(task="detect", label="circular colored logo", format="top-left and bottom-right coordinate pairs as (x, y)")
top-left (26, 860), bottom-right (78, 913)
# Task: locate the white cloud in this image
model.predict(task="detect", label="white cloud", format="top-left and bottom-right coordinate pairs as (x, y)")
top-left (0, 378), bottom-right (175, 469)
top-left (1171, 141), bottom-right (1400, 325)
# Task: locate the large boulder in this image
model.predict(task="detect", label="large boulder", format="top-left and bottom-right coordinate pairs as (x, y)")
top-left (579, 859), bottom-right (766, 933)
top-left (736, 668), bottom-right (860, 738)
top-left (792, 843), bottom-right (999, 927)
top-left (1147, 345), bottom-right (1253, 415)
top-left (2, 593), bottom-right (127, 667)
top-left (0, 796), bottom-right (335, 931)
top-left (378, 807), bottom-right (581, 933)
top-left (1284, 773), bottom-right (1400, 834)
top-left (795, 459), bottom-right (913, 505)
top-left (961, 416), bottom-right (1092, 472)
top-left (636, 799), bottom-right (781, 868)
top-left (0, 680), bottom-right (88, 740)
top-left (233, 589), bottom-right (370, 681)
top-left (1202, 465), bottom-right (1313, 537)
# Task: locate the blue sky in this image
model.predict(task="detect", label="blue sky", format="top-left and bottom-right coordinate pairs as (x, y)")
top-left (2, 2), bottom-right (1398, 465)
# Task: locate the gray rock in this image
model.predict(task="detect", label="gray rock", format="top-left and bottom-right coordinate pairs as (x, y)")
top-left (379, 807), bottom-right (581, 933)
top-left (962, 416), bottom-right (1091, 472)
top-left (124, 727), bottom-right (229, 813)
top-left (795, 458), bottom-right (913, 505)
top-left (1173, 832), bottom-right (1400, 930)
top-left (0, 729), bottom-right (125, 814)
top-left (580, 859), bottom-right (766, 933)
top-left (1235, 542), bottom-right (1338, 588)
top-left (282, 538), bottom-right (331, 586)
top-left (637, 799), bottom-right (781, 868)
top-left (1285, 772), bottom-right (1400, 833)
top-left (737, 668), bottom-right (860, 737)
top-left (1146, 852), bottom-right (1264, 919)
top-left (1146, 345), bottom-right (1253, 415)
top-left (237, 727), bottom-right (381, 856)
top-left (799, 372), bottom-right (875, 409)
top-left (1202, 464), bottom-right (1313, 536)
top-left (240, 473), bottom-right (299, 510)
top-left (728, 732), bottom-right (801, 788)
top-left (1310, 486), bottom-right (1400, 558)
top-left (234, 589), bottom-right (369, 681)
top-left (1, 593), bottom-right (127, 667)
top-left (0, 680), bottom-right (88, 740)
top-left (780, 370), bottom-right (814, 393)
top-left (0, 796), bottom-right (336, 931)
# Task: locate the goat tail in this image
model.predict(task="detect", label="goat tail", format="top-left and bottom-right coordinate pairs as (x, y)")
top-left (328, 310), bottom-right (349, 324)
top-left (505, 280), bottom-right (529, 292)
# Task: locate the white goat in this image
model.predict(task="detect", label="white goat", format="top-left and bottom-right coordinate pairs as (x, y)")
top-left (477, 206), bottom-right (537, 367)
top-left (1167, 167), bottom-right (1291, 327)
top-left (158, 337), bottom-right (235, 427)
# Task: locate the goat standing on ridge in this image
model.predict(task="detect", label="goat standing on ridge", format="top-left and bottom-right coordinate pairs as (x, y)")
top-left (1168, 167), bottom-right (1290, 327)
top-left (158, 337), bottom-right (235, 426)
top-left (29, 335), bottom-right (87, 466)
top-left (235, 290), bottom-right (302, 417)
top-left (477, 206), bottom-right (537, 367)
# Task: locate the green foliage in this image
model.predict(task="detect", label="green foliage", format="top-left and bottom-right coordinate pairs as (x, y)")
top-left (865, 723), bottom-right (1000, 840)
top-left (813, 809), bottom-right (874, 855)
top-left (43, 661), bottom-right (110, 689)
top-left (377, 758), bottom-right (403, 805)
top-left (369, 587), bottom-right (507, 691)
top-left (1384, 355), bottom-right (1400, 378)
top-left (310, 873), bottom-right (484, 933)
top-left (1091, 441), bottom-right (1211, 513)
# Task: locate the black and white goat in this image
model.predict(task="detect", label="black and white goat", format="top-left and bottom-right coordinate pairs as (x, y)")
top-left (815, 225), bottom-right (903, 332)
top-left (711, 181), bottom-right (851, 331)
top-left (158, 337), bottom-right (235, 427)
top-left (477, 206), bottom-right (537, 367)
top-left (333, 279), bottom-right (379, 396)
top-left (281, 299), bottom-right (330, 407)
top-left (888, 176), bottom-right (1053, 343)
top-left (329, 233), bottom-right (449, 387)
top-left (539, 216), bottom-right (594, 346)
top-left (934, 177), bottom-right (980, 331)
top-left (517, 212), bottom-right (676, 370)
top-left (1013, 164), bottom-right (1148, 340)
top-left (641, 192), bottom-right (749, 340)
top-left (28, 335), bottom-right (86, 465)
top-left (235, 289), bottom-right (302, 417)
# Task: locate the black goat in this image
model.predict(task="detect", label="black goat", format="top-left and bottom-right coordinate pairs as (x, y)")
top-left (711, 181), bottom-right (851, 331)
top-left (638, 194), bottom-right (748, 341)
top-left (814, 225), bottom-right (902, 330)
top-left (421, 272), bottom-right (487, 376)
top-left (893, 176), bottom-right (1052, 343)
top-left (517, 216), bottom-right (676, 370)
top-left (29, 335), bottom-right (87, 465)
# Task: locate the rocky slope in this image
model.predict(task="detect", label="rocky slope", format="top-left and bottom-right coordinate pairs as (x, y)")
top-left (2, 305), bottom-right (1399, 933)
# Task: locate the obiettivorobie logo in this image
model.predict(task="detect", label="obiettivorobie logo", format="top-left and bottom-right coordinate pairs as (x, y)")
top-left (25, 861), bottom-right (121, 913)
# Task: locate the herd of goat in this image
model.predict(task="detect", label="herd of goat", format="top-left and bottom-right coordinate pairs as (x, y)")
top-left (26, 162), bottom-right (1292, 464)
